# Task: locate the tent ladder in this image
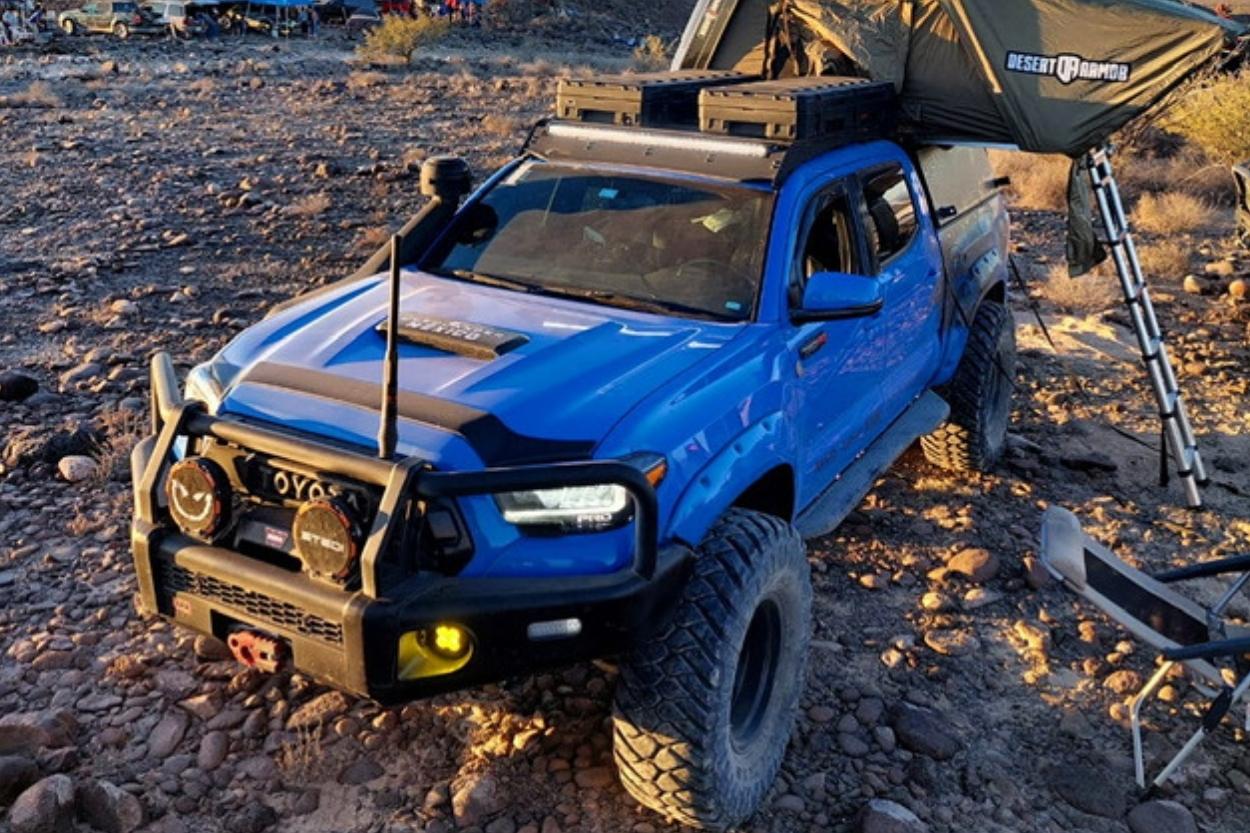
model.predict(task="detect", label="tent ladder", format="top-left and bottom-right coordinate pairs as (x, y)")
top-left (1085, 145), bottom-right (1207, 509)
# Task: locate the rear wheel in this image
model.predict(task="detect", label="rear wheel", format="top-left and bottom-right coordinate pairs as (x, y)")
top-left (613, 509), bottom-right (811, 831)
top-left (113, 21), bottom-right (129, 38)
top-left (60, 18), bottom-right (77, 34)
top-left (922, 300), bottom-right (1016, 472)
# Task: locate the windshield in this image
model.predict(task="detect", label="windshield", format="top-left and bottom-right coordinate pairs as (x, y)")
top-left (421, 162), bottom-right (774, 321)
top-left (115, 2), bottom-right (138, 10)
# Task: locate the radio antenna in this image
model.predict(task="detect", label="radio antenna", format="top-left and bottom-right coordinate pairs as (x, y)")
top-left (378, 234), bottom-right (401, 460)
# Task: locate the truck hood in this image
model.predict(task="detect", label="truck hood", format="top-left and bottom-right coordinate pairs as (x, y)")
top-left (211, 270), bottom-right (743, 465)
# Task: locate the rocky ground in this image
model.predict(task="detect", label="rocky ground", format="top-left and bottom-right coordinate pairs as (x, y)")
top-left (2, 24), bottom-right (1250, 833)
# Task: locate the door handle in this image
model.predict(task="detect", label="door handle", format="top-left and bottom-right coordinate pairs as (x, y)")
top-left (799, 331), bottom-right (828, 359)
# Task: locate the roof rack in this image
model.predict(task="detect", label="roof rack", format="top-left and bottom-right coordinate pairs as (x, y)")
top-left (555, 71), bottom-right (897, 141)
top-left (556, 70), bottom-right (755, 129)
top-left (700, 76), bottom-right (896, 142)
top-left (537, 71), bottom-right (902, 183)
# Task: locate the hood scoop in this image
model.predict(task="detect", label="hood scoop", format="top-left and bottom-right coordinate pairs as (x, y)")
top-left (376, 314), bottom-right (529, 360)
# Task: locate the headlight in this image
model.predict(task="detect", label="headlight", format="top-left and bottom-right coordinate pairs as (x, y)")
top-left (495, 453), bottom-right (666, 532)
top-left (496, 484), bottom-right (632, 531)
top-left (184, 363), bottom-right (224, 413)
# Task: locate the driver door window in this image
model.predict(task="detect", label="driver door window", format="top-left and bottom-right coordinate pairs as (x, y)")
top-left (790, 184), bottom-right (862, 307)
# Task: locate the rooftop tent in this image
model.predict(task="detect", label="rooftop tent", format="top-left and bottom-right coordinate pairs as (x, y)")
top-left (676, 0), bottom-right (1241, 155)
top-left (675, 0), bottom-right (1243, 272)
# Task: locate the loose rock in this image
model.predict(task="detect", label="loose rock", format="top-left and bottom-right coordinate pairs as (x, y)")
top-left (857, 799), bottom-right (928, 833)
top-left (8, 775), bottom-right (75, 833)
top-left (1126, 800), bottom-right (1197, 833)
top-left (891, 704), bottom-right (962, 760)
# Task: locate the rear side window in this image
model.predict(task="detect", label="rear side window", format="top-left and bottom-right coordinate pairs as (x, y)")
top-left (862, 166), bottom-right (917, 265)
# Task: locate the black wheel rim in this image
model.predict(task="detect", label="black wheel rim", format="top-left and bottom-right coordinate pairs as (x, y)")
top-left (729, 598), bottom-right (781, 751)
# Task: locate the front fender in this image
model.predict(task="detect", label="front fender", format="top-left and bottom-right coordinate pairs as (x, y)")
top-left (667, 413), bottom-right (790, 547)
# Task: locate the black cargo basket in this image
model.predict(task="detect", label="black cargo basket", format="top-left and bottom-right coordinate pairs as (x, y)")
top-left (700, 76), bottom-right (896, 142)
top-left (557, 70), bottom-right (754, 129)
top-left (1234, 161), bottom-right (1250, 247)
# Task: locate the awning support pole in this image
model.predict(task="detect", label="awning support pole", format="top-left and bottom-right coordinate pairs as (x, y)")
top-left (1086, 145), bottom-right (1207, 509)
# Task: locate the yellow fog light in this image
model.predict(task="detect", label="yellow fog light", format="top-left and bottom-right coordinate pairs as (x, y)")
top-left (397, 624), bottom-right (474, 681)
top-left (432, 624), bottom-right (469, 658)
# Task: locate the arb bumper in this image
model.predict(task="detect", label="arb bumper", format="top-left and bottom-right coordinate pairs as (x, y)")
top-left (131, 354), bottom-right (690, 703)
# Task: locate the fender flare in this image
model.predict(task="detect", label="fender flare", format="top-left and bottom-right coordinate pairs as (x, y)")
top-left (666, 413), bottom-right (793, 547)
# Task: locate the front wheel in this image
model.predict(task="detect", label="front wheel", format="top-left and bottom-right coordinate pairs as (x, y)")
top-left (612, 509), bottom-right (812, 831)
top-left (112, 21), bottom-right (129, 38)
top-left (922, 300), bottom-right (1016, 472)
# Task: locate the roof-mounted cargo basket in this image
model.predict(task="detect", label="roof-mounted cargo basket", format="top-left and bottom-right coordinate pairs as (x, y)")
top-left (556, 70), bottom-right (756, 129)
top-left (700, 76), bottom-right (897, 142)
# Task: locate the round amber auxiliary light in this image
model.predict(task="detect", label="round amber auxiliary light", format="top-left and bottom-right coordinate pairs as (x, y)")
top-left (165, 457), bottom-right (231, 540)
top-left (292, 497), bottom-right (362, 581)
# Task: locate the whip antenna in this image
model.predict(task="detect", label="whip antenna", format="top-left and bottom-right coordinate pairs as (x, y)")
top-left (378, 234), bottom-right (401, 460)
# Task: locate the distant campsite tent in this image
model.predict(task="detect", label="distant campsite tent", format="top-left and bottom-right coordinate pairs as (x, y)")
top-left (676, 0), bottom-right (1244, 157)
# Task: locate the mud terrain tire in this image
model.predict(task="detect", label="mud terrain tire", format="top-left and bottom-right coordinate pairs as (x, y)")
top-left (922, 300), bottom-right (1016, 472)
top-left (612, 509), bottom-right (811, 831)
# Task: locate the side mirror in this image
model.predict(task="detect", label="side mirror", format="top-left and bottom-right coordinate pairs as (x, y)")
top-left (794, 272), bottom-right (884, 323)
top-left (420, 156), bottom-right (473, 204)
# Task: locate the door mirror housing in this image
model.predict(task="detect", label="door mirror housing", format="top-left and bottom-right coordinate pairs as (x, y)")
top-left (793, 272), bottom-right (884, 323)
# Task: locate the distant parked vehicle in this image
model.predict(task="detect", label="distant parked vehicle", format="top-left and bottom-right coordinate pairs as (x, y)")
top-left (58, 0), bottom-right (162, 37)
top-left (143, 0), bottom-right (209, 35)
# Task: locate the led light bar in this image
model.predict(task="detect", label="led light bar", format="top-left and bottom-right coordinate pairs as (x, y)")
top-left (545, 122), bottom-right (771, 159)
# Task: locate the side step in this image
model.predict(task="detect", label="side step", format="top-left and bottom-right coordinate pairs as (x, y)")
top-left (795, 391), bottom-right (949, 539)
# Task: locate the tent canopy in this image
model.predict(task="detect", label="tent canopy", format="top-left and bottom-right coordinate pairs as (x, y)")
top-left (676, 0), bottom-right (1243, 158)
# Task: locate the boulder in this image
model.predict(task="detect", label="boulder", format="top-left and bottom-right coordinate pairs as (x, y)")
top-left (76, 780), bottom-right (144, 833)
top-left (890, 704), bottom-right (962, 760)
top-left (0, 756), bottom-right (39, 806)
top-left (8, 775), bottom-right (75, 833)
top-left (1127, 800), bottom-right (1198, 833)
top-left (947, 548), bottom-right (999, 583)
top-left (452, 774), bottom-right (504, 827)
top-left (0, 372), bottom-right (38, 403)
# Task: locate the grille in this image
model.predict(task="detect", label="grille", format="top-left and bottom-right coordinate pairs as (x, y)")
top-left (154, 559), bottom-right (344, 645)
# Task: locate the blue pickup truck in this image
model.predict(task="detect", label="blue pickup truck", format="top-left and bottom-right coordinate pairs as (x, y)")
top-left (129, 83), bottom-right (1012, 830)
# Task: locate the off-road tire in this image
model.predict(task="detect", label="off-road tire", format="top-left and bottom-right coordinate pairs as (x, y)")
top-left (922, 301), bottom-right (1016, 472)
top-left (113, 22), bottom-right (129, 38)
top-left (60, 18), bottom-right (76, 34)
top-left (612, 509), bottom-right (812, 831)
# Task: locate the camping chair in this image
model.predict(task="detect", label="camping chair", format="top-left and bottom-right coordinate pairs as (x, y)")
top-left (1039, 506), bottom-right (1250, 788)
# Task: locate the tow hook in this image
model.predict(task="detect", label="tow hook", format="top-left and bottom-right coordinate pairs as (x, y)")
top-left (226, 629), bottom-right (288, 674)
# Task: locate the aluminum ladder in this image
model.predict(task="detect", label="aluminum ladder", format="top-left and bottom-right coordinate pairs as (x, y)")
top-left (1086, 145), bottom-right (1207, 508)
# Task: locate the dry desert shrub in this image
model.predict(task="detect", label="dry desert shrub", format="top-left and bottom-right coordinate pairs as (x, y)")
top-left (94, 408), bottom-right (145, 485)
top-left (346, 70), bottom-right (388, 90)
top-left (356, 15), bottom-right (450, 64)
top-left (1162, 69), bottom-right (1250, 166)
top-left (1039, 263), bottom-right (1121, 314)
top-left (481, 114), bottom-right (521, 137)
top-left (1133, 191), bottom-right (1216, 235)
top-left (989, 150), bottom-right (1070, 211)
top-left (633, 34), bottom-right (670, 71)
top-left (1136, 240), bottom-right (1192, 278)
top-left (284, 193), bottom-right (331, 218)
top-left (1, 81), bottom-right (63, 109)
top-left (351, 225), bottom-right (391, 256)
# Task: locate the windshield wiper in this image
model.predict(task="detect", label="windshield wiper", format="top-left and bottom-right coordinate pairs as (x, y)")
top-left (438, 268), bottom-right (544, 294)
top-left (541, 286), bottom-right (733, 322)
